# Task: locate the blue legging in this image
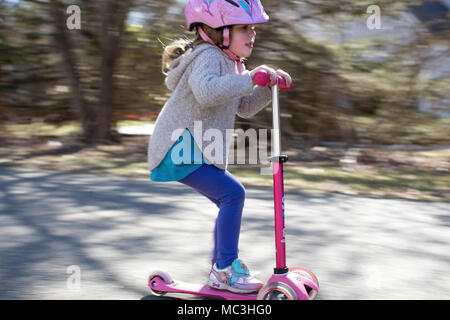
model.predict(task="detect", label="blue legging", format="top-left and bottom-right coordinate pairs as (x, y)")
top-left (179, 164), bottom-right (245, 269)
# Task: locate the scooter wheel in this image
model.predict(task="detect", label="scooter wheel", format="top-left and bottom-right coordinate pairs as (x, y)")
top-left (257, 282), bottom-right (297, 300)
top-left (289, 267), bottom-right (319, 299)
top-left (148, 271), bottom-right (173, 297)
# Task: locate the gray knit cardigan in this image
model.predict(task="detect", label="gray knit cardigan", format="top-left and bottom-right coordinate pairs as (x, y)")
top-left (147, 43), bottom-right (272, 172)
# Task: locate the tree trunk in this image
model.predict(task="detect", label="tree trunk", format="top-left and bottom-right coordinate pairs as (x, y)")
top-left (49, 0), bottom-right (97, 142)
top-left (49, 0), bottom-right (132, 144)
top-left (96, 0), bottom-right (133, 143)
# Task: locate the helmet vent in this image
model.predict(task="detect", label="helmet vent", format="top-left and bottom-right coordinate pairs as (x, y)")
top-left (224, 0), bottom-right (240, 8)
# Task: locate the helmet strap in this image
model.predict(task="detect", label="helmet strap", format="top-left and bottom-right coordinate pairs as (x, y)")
top-left (197, 26), bottom-right (216, 46)
top-left (222, 27), bottom-right (244, 73)
top-left (197, 25), bottom-right (244, 74)
top-left (222, 27), bottom-right (230, 48)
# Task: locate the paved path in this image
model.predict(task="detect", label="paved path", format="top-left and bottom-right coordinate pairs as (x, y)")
top-left (0, 167), bottom-right (449, 299)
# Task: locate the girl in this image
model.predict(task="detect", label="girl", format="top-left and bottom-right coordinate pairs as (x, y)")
top-left (148, 0), bottom-right (292, 294)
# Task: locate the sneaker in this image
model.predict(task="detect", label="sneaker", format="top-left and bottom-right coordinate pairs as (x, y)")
top-left (207, 259), bottom-right (264, 294)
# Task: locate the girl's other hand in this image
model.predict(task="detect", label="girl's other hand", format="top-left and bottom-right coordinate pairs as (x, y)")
top-left (249, 65), bottom-right (278, 86)
top-left (275, 69), bottom-right (292, 90)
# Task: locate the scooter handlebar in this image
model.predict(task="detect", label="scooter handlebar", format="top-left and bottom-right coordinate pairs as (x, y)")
top-left (253, 69), bottom-right (292, 90)
top-left (253, 69), bottom-right (270, 87)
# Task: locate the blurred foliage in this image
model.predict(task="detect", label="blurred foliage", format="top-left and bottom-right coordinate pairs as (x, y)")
top-left (0, 0), bottom-right (449, 146)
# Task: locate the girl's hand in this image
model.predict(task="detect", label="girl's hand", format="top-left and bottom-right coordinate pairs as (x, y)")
top-left (250, 65), bottom-right (278, 86)
top-left (275, 69), bottom-right (293, 90)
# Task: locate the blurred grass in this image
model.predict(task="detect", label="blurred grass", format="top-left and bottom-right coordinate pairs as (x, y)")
top-left (3, 120), bottom-right (155, 137)
top-left (352, 113), bottom-right (450, 145)
top-left (4, 121), bottom-right (82, 137)
top-left (1, 120), bottom-right (448, 201)
top-left (228, 164), bottom-right (449, 201)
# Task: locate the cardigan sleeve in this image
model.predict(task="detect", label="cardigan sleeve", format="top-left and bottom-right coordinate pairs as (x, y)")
top-left (236, 85), bottom-right (272, 118)
top-left (188, 49), bottom-right (254, 107)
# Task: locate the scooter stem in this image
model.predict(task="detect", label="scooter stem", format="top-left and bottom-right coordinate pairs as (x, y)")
top-left (271, 83), bottom-right (289, 274)
top-left (271, 83), bottom-right (281, 157)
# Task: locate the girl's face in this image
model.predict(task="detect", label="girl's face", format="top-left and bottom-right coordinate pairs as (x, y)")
top-left (229, 24), bottom-right (256, 58)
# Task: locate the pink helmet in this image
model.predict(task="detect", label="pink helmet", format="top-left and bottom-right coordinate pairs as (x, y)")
top-left (185, 0), bottom-right (269, 31)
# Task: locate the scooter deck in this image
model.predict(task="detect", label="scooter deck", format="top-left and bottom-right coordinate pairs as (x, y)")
top-left (151, 277), bottom-right (258, 300)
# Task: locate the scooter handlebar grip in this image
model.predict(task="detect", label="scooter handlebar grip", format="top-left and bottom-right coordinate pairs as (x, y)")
top-left (277, 75), bottom-right (293, 91)
top-left (254, 69), bottom-right (293, 90)
top-left (253, 69), bottom-right (270, 87)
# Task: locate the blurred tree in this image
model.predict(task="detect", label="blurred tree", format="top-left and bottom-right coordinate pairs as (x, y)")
top-left (1, 0), bottom-right (448, 146)
top-left (1, 0), bottom-right (58, 121)
top-left (47, 0), bottom-right (133, 143)
top-left (18, 0), bottom-right (179, 143)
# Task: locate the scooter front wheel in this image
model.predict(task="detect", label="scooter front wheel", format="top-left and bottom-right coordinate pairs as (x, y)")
top-left (289, 267), bottom-right (319, 300)
top-left (257, 282), bottom-right (297, 300)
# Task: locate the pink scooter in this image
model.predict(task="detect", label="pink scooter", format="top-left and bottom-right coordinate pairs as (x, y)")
top-left (148, 70), bottom-right (319, 300)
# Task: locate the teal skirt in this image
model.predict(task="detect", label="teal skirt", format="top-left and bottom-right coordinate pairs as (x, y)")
top-left (150, 128), bottom-right (207, 182)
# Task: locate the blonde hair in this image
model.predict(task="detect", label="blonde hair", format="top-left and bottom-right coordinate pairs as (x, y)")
top-left (161, 24), bottom-right (226, 75)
